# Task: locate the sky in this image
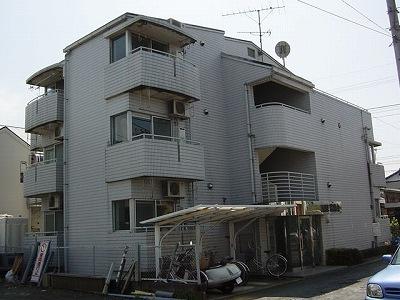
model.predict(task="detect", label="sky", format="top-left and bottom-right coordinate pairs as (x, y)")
top-left (0, 0), bottom-right (399, 175)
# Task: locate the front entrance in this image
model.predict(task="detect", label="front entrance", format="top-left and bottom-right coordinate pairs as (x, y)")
top-left (275, 215), bottom-right (322, 270)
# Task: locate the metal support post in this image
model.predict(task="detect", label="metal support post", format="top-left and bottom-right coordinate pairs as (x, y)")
top-left (155, 224), bottom-right (161, 278)
top-left (387, 0), bottom-right (400, 86)
top-left (195, 223), bottom-right (201, 285)
top-left (229, 221), bottom-right (236, 259)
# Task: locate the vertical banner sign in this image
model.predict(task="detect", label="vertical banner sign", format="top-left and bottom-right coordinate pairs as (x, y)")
top-left (30, 241), bottom-right (50, 283)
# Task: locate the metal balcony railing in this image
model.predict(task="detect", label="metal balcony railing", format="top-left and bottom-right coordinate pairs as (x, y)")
top-left (260, 171), bottom-right (317, 203)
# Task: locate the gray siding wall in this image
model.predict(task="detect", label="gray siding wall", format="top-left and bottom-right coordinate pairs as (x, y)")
top-left (221, 55), bottom-right (390, 250)
top-left (105, 138), bottom-right (205, 182)
top-left (25, 91), bottom-right (64, 132)
top-left (104, 49), bottom-right (201, 100)
top-left (23, 161), bottom-right (63, 197)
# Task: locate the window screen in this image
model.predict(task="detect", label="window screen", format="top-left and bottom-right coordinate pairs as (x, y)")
top-left (113, 200), bottom-right (130, 230)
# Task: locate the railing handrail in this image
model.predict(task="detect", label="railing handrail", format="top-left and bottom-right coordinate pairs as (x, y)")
top-left (132, 133), bottom-right (201, 145)
top-left (25, 231), bottom-right (63, 236)
top-left (255, 102), bottom-right (310, 114)
top-left (131, 46), bottom-right (197, 68)
top-left (27, 89), bottom-right (64, 106)
top-left (260, 171), bottom-right (314, 177)
top-left (28, 158), bottom-right (58, 168)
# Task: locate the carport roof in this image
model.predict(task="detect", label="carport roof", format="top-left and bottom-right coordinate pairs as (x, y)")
top-left (140, 204), bottom-right (294, 226)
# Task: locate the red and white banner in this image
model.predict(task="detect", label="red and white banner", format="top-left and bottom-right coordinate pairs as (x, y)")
top-left (30, 240), bottom-right (50, 283)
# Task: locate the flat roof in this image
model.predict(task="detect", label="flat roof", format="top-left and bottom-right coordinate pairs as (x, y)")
top-left (141, 204), bottom-right (294, 226)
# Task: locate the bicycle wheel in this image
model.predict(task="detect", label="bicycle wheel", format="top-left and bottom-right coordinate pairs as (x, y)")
top-left (266, 254), bottom-right (287, 278)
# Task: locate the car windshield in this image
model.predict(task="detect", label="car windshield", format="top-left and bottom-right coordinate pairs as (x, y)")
top-left (391, 248), bottom-right (400, 265)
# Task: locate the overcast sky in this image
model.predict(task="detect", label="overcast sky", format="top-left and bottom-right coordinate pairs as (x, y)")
top-left (0, 0), bottom-right (399, 175)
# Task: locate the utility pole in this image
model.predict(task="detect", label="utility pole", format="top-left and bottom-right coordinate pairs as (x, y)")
top-left (387, 0), bottom-right (400, 86)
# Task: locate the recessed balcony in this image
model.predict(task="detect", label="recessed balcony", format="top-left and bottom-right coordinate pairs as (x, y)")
top-left (25, 90), bottom-right (64, 134)
top-left (30, 134), bottom-right (56, 150)
top-left (23, 159), bottom-right (63, 198)
top-left (260, 171), bottom-right (317, 203)
top-left (252, 103), bottom-right (312, 151)
top-left (105, 134), bottom-right (205, 182)
top-left (104, 47), bottom-right (201, 101)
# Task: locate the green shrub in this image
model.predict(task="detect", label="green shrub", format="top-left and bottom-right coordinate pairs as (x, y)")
top-left (361, 245), bottom-right (396, 258)
top-left (390, 218), bottom-right (400, 237)
top-left (326, 248), bottom-right (363, 266)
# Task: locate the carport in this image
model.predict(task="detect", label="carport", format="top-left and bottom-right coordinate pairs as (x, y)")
top-left (141, 204), bottom-right (293, 284)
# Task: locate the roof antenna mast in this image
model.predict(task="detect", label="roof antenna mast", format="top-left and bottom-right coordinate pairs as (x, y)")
top-left (222, 5), bottom-right (284, 62)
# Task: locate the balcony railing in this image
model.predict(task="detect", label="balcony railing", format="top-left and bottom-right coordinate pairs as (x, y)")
top-left (106, 134), bottom-right (205, 182)
top-left (261, 171), bottom-right (317, 203)
top-left (104, 47), bottom-right (200, 100)
top-left (25, 89), bottom-right (64, 133)
top-left (24, 159), bottom-right (63, 197)
top-left (251, 102), bottom-right (313, 151)
top-left (255, 102), bottom-right (310, 114)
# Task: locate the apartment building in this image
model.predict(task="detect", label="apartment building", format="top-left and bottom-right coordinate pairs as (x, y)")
top-left (23, 13), bottom-right (390, 274)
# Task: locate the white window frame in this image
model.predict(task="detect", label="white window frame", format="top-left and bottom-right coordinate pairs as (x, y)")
top-left (134, 199), bottom-right (175, 228)
top-left (112, 198), bottom-right (133, 231)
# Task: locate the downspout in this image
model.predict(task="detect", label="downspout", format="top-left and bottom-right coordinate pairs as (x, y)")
top-left (360, 111), bottom-right (378, 248)
top-left (63, 52), bottom-right (70, 271)
top-left (244, 84), bottom-right (257, 203)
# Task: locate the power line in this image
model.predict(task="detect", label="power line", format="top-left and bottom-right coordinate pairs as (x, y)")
top-left (339, 0), bottom-right (388, 33)
top-left (373, 116), bottom-right (400, 130)
top-left (314, 62), bottom-right (393, 80)
top-left (297, 0), bottom-right (391, 37)
top-left (328, 76), bottom-right (396, 93)
top-left (0, 124), bottom-right (25, 130)
top-left (368, 103), bottom-right (400, 110)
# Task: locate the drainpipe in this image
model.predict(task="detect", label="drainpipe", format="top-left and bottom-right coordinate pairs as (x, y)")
top-left (244, 84), bottom-right (257, 203)
top-left (360, 111), bottom-right (378, 248)
top-left (63, 53), bottom-right (70, 271)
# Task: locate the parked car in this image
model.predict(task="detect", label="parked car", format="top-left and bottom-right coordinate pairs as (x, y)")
top-left (366, 246), bottom-right (400, 299)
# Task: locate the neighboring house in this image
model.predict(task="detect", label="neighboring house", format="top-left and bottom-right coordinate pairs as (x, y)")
top-left (23, 13), bottom-right (390, 274)
top-left (0, 127), bottom-right (29, 217)
top-left (383, 169), bottom-right (400, 220)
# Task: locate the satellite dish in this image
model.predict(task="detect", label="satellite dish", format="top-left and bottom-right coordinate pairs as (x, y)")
top-left (275, 41), bottom-right (290, 66)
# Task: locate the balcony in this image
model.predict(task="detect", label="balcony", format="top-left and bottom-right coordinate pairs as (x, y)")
top-left (30, 134), bottom-right (56, 150)
top-left (252, 103), bottom-right (312, 151)
top-left (369, 163), bottom-right (386, 187)
top-left (104, 47), bottom-right (201, 101)
top-left (105, 134), bottom-right (205, 182)
top-left (260, 171), bottom-right (317, 203)
top-left (25, 90), bottom-right (64, 134)
top-left (24, 159), bottom-right (63, 197)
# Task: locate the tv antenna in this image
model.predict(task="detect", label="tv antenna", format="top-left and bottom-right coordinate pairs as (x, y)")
top-left (222, 6), bottom-right (284, 61)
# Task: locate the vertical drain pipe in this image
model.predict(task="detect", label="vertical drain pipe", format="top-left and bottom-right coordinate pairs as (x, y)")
top-left (63, 53), bottom-right (69, 271)
top-left (244, 84), bottom-right (257, 203)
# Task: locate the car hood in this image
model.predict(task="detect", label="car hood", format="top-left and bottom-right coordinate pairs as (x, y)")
top-left (369, 265), bottom-right (400, 286)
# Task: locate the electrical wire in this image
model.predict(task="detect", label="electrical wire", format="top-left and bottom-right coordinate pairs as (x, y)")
top-left (328, 76), bottom-right (396, 93)
top-left (0, 124), bottom-right (25, 130)
top-left (339, 0), bottom-right (388, 33)
top-left (373, 116), bottom-right (400, 130)
top-left (368, 103), bottom-right (400, 110)
top-left (297, 0), bottom-right (391, 37)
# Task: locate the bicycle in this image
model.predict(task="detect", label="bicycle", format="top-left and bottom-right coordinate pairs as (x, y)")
top-left (245, 250), bottom-right (288, 278)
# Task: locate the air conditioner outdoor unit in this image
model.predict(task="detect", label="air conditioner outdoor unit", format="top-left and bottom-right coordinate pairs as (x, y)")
top-left (169, 100), bottom-right (187, 118)
top-left (48, 195), bottom-right (62, 210)
top-left (165, 181), bottom-right (184, 198)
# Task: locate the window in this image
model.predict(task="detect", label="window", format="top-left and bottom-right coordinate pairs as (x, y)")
top-left (112, 199), bottom-right (130, 230)
top-left (44, 211), bottom-right (63, 233)
top-left (132, 116), bottom-right (171, 139)
top-left (132, 116), bottom-right (151, 137)
top-left (131, 33), bottom-right (169, 54)
top-left (131, 34), bottom-right (151, 50)
top-left (247, 47), bottom-right (256, 58)
top-left (136, 200), bottom-right (174, 227)
top-left (111, 34), bottom-right (126, 63)
top-left (153, 117), bottom-right (171, 137)
top-left (111, 113), bottom-right (127, 144)
top-left (152, 40), bottom-right (169, 53)
top-left (44, 146), bottom-right (55, 162)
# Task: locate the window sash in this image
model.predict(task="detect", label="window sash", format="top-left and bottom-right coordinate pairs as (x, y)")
top-left (111, 34), bottom-right (126, 62)
top-left (111, 113), bottom-right (127, 144)
top-left (112, 199), bottom-right (130, 231)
